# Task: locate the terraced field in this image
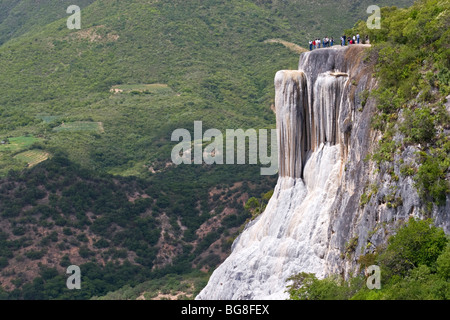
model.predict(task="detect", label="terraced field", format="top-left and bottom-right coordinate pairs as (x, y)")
top-left (0, 136), bottom-right (40, 152)
top-left (52, 121), bottom-right (104, 133)
top-left (110, 84), bottom-right (173, 95)
top-left (14, 149), bottom-right (50, 167)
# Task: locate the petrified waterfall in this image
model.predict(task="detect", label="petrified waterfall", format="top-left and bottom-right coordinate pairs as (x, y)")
top-left (196, 44), bottom-right (449, 300)
top-left (275, 70), bottom-right (307, 178)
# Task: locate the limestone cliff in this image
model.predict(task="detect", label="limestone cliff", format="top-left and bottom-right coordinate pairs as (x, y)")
top-left (196, 45), bottom-right (450, 300)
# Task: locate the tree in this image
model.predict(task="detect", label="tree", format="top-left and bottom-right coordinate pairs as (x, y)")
top-left (286, 272), bottom-right (364, 300)
top-left (378, 218), bottom-right (448, 278)
top-left (437, 244), bottom-right (450, 280)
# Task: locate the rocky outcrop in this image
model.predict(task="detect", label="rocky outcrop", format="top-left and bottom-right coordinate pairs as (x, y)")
top-left (196, 45), bottom-right (449, 300)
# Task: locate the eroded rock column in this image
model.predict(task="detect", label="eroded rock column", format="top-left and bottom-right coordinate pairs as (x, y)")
top-left (275, 70), bottom-right (308, 178)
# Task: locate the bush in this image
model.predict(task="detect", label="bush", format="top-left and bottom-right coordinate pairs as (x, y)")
top-left (437, 244), bottom-right (450, 280)
top-left (25, 250), bottom-right (46, 260)
top-left (0, 257), bottom-right (8, 269)
top-left (400, 107), bottom-right (436, 145)
top-left (378, 218), bottom-right (448, 278)
top-left (287, 272), bottom-right (364, 300)
top-left (415, 150), bottom-right (450, 207)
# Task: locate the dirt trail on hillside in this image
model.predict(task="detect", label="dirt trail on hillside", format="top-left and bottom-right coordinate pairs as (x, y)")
top-left (264, 39), bottom-right (308, 54)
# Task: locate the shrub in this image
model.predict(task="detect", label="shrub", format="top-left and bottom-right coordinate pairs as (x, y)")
top-left (415, 150), bottom-right (450, 207)
top-left (437, 244), bottom-right (450, 280)
top-left (378, 218), bottom-right (448, 278)
top-left (400, 107), bottom-right (436, 145)
top-left (25, 250), bottom-right (46, 260)
top-left (287, 272), bottom-right (364, 300)
top-left (0, 257), bottom-right (8, 270)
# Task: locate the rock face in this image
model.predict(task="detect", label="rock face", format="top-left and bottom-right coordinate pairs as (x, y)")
top-left (196, 45), bottom-right (450, 300)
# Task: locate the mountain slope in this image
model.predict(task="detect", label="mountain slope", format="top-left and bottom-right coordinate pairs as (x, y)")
top-left (0, 0), bottom-right (304, 174)
top-left (0, 0), bottom-right (96, 46)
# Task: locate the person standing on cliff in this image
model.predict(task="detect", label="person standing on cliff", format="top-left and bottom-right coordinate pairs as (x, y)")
top-left (309, 40), bottom-right (313, 50)
top-left (331, 37), bottom-right (334, 46)
top-left (343, 35), bottom-right (346, 46)
top-left (357, 33), bottom-right (360, 44)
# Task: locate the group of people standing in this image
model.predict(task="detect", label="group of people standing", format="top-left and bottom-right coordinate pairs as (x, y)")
top-left (309, 33), bottom-right (366, 51)
top-left (309, 37), bottom-right (334, 50)
top-left (340, 34), bottom-right (361, 46)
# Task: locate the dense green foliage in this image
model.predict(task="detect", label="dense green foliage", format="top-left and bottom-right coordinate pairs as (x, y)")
top-left (0, 0), bottom-right (302, 175)
top-left (244, 189), bottom-right (273, 218)
top-left (349, 0), bottom-right (450, 208)
top-left (287, 218), bottom-right (450, 300)
top-left (92, 270), bottom-right (210, 300)
top-left (0, 154), bottom-right (274, 299)
top-left (377, 218), bottom-right (448, 276)
top-left (0, 0), bottom-right (96, 46)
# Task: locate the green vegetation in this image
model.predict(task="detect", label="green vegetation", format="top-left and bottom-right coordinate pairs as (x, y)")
top-left (400, 106), bottom-right (437, 145)
top-left (349, 0), bottom-right (450, 208)
top-left (0, 136), bottom-right (45, 175)
top-left (0, 153), bottom-right (275, 299)
top-left (52, 121), bottom-right (103, 133)
top-left (110, 83), bottom-right (174, 95)
top-left (92, 270), bottom-right (210, 300)
top-left (244, 189), bottom-right (274, 219)
top-left (287, 272), bottom-right (364, 300)
top-left (287, 218), bottom-right (450, 300)
top-left (0, 0), bottom-right (309, 175)
top-left (0, 136), bottom-right (40, 152)
top-left (415, 147), bottom-right (450, 207)
top-left (359, 183), bottom-right (379, 207)
top-left (14, 150), bottom-right (50, 167)
top-left (0, 0), bottom-right (96, 46)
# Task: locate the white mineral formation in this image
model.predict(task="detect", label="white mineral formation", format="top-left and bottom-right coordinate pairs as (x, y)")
top-left (196, 45), bottom-right (449, 300)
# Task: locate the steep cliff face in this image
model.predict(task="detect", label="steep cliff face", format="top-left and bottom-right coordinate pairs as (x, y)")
top-left (196, 45), bottom-right (450, 300)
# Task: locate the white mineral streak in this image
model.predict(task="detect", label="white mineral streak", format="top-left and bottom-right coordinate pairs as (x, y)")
top-left (312, 72), bottom-right (347, 149)
top-left (197, 47), bottom-right (351, 300)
